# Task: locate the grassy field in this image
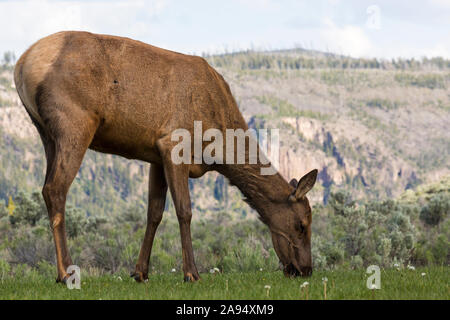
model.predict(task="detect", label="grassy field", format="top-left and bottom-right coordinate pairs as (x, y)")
top-left (0, 266), bottom-right (448, 300)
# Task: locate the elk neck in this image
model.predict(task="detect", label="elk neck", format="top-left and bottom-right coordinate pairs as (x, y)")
top-left (217, 161), bottom-right (291, 222)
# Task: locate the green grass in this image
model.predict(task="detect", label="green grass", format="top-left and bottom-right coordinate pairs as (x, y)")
top-left (0, 267), bottom-right (448, 300)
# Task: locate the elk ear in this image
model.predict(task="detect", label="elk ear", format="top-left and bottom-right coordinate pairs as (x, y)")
top-left (293, 169), bottom-right (318, 200)
top-left (289, 178), bottom-right (298, 188)
top-left (288, 179), bottom-right (299, 202)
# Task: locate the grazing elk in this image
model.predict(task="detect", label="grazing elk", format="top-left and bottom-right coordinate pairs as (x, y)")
top-left (14, 31), bottom-right (318, 283)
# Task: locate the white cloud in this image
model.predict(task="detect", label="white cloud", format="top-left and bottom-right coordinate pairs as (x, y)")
top-left (0, 0), bottom-right (448, 60)
top-left (235, 0), bottom-right (277, 10)
top-left (422, 43), bottom-right (450, 58)
top-left (0, 0), bottom-right (168, 55)
top-left (320, 18), bottom-right (373, 57)
top-left (429, 0), bottom-right (450, 8)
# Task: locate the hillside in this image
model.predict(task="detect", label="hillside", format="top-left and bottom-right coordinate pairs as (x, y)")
top-left (208, 51), bottom-right (449, 202)
top-left (0, 50), bottom-right (449, 217)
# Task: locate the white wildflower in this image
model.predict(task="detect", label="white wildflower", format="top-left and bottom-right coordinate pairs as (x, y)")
top-left (209, 267), bottom-right (220, 274)
top-left (421, 273), bottom-right (426, 277)
top-left (322, 277), bottom-right (328, 283)
top-left (300, 281), bottom-right (309, 288)
top-left (264, 285), bottom-right (271, 297)
top-left (171, 268), bottom-right (176, 273)
top-left (407, 265), bottom-right (415, 271)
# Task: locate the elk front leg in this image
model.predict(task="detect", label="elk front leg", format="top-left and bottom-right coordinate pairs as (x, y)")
top-left (132, 164), bottom-right (167, 282)
top-left (157, 141), bottom-right (200, 282)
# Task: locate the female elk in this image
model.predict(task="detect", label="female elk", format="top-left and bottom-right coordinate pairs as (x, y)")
top-left (14, 31), bottom-right (317, 283)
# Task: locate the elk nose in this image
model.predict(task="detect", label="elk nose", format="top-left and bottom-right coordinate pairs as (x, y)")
top-left (300, 266), bottom-right (312, 277)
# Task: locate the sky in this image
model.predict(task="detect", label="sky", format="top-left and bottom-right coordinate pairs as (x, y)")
top-left (0, 0), bottom-right (449, 59)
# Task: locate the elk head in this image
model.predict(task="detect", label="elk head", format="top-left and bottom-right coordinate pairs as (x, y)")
top-left (266, 169), bottom-right (318, 277)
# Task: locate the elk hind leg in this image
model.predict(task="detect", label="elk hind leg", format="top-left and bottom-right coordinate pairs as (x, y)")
top-left (40, 107), bottom-right (98, 282)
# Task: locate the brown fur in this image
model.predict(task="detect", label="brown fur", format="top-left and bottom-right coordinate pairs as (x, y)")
top-left (14, 31), bottom-right (318, 282)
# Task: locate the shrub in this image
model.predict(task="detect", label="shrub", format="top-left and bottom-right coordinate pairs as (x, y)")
top-left (350, 255), bottom-right (363, 269)
top-left (420, 194), bottom-right (449, 226)
top-left (431, 235), bottom-right (449, 265)
top-left (8, 228), bottom-right (55, 267)
top-left (0, 186), bottom-right (447, 274)
top-left (394, 73), bottom-right (446, 89)
top-left (8, 191), bottom-right (46, 226)
top-left (65, 207), bottom-right (88, 238)
top-left (0, 258), bottom-right (11, 280)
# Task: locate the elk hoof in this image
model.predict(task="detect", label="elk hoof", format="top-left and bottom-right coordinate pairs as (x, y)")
top-left (184, 272), bottom-right (200, 282)
top-left (130, 271), bottom-right (147, 283)
top-left (56, 274), bottom-right (69, 285)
